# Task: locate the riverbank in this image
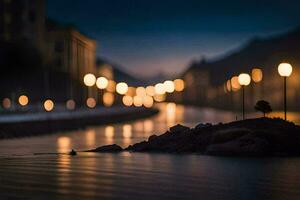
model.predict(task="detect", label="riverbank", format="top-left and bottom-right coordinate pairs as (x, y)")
top-left (89, 118), bottom-right (300, 156)
top-left (0, 107), bottom-right (159, 139)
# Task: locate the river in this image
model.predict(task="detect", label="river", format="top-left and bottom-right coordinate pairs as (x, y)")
top-left (0, 103), bottom-right (300, 200)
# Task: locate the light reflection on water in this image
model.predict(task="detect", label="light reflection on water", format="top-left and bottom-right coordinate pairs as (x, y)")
top-left (1, 103), bottom-right (300, 199)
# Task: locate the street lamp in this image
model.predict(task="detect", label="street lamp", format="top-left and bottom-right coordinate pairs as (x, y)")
top-left (238, 73), bottom-right (251, 120)
top-left (278, 63), bottom-right (293, 120)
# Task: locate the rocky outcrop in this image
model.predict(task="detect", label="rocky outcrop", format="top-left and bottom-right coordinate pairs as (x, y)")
top-left (88, 118), bottom-right (300, 156)
top-left (86, 144), bottom-right (123, 153)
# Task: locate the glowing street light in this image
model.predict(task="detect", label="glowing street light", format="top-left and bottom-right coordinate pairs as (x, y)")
top-left (238, 73), bottom-right (251, 120)
top-left (44, 99), bottom-right (54, 112)
top-left (96, 77), bottom-right (108, 89)
top-left (18, 95), bottom-right (29, 106)
top-left (83, 73), bottom-right (96, 87)
top-left (278, 63), bottom-right (293, 120)
top-left (116, 82), bottom-right (128, 95)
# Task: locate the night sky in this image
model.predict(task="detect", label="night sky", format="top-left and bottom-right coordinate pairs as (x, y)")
top-left (47, 0), bottom-right (300, 78)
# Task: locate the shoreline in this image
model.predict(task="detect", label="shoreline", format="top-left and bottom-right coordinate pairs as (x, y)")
top-left (0, 107), bottom-right (159, 140)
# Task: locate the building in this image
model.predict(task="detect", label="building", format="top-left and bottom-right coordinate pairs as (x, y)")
top-left (0, 0), bottom-right (46, 53)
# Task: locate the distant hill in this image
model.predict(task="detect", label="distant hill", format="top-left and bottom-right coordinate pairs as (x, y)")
top-left (97, 58), bottom-right (144, 86)
top-left (183, 26), bottom-right (300, 86)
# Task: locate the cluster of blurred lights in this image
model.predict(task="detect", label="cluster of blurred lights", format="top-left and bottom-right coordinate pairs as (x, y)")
top-left (83, 73), bottom-right (185, 108)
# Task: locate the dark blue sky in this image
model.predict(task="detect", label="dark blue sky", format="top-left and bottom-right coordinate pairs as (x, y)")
top-left (47, 0), bottom-right (300, 78)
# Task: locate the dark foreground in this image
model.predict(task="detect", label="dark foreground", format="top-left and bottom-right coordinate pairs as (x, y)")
top-left (89, 118), bottom-right (300, 156)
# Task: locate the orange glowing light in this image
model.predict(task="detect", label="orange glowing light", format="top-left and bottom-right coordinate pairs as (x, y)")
top-left (230, 76), bottom-right (241, 91)
top-left (106, 80), bottom-right (116, 92)
top-left (143, 96), bottom-right (154, 108)
top-left (251, 68), bottom-right (263, 83)
top-left (122, 95), bottom-right (133, 107)
top-left (154, 83), bottom-right (165, 95)
top-left (153, 94), bottom-right (166, 102)
top-left (86, 98), bottom-right (96, 108)
top-left (18, 95), bottom-right (29, 106)
top-left (2, 98), bottom-right (11, 109)
top-left (133, 96), bottom-right (143, 107)
top-left (103, 92), bottom-right (114, 107)
top-left (136, 87), bottom-right (147, 97)
top-left (146, 86), bottom-right (155, 96)
top-left (66, 99), bottom-right (76, 110)
top-left (173, 79), bottom-right (185, 92)
top-left (164, 80), bottom-right (175, 93)
top-left (44, 99), bottom-right (54, 112)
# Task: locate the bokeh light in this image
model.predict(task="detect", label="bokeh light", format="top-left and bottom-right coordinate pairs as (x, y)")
top-left (146, 86), bottom-right (155, 96)
top-left (103, 92), bottom-right (114, 107)
top-left (96, 77), bottom-right (108, 89)
top-left (230, 76), bottom-right (241, 91)
top-left (278, 63), bottom-right (293, 77)
top-left (174, 79), bottom-right (185, 92)
top-left (122, 95), bottom-right (133, 107)
top-left (136, 87), bottom-right (147, 97)
top-left (153, 94), bottom-right (166, 102)
top-left (133, 96), bottom-right (143, 107)
top-left (143, 96), bottom-right (154, 108)
top-left (155, 83), bottom-right (165, 95)
top-left (164, 80), bottom-right (175, 93)
top-left (83, 73), bottom-right (96, 87)
top-left (44, 99), bottom-right (54, 112)
top-left (2, 98), bottom-right (11, 109)
top-left (106, 80), bottom-right (116, 92)
top-left (116, 82), bottom-right (128, 95)
top-left (86, 98), bottom-right (96, 108)
top-left (18, 95), bottom-right (29, 106)
top-left (251, 68), bottom-right (263, 83)
top-left (238, 73), bottom-right (251, 86)
top-left (66, 99), bottom-right (76, 110)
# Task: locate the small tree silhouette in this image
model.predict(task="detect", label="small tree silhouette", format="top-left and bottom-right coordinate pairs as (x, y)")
top-left (255, 100), bottom-right (272, 117)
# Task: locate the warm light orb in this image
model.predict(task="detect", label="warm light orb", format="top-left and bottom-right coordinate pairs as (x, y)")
top-left (251, 68), bottom-right (263, 83)
top-left (103, 92), bottom-right (114, 107)
top-left (126, 87), bottom-right (136, 96)
top-left (86, 98), bottom-right (96, 108)
top-left (163, 80), bottom-right (175, 93)
top-left (83, 73), bottom-right (96, 87)
top-left (116, 82), bottom-right (128, 95)
top-left (133, 96), bottom-right (143, 107)
top-left (226, 80), bottom-right (231, 92)
top-left (153, 94), bottom-right (166, 102)
top-left (18, 95), bottom-right (29, 106)
top-left (96, 77), bottom-right (108, 89)
top-left (173, 79), bottom-right (185, 92)
top-left (66, 99), bottom-right (76, 110)
top-left (143, 96), bottom-right (154, 108)
top-left (230, 76), bottom-right (241, 91)
top-left (44, 99), bottom-right (54, 112)
top-left (154, 83), bottom-right (165, 95)
top-left (238, 73), bottom-right (251, 86)
top-left (136, 87), bottom-right (147, 97)
top-left (278, 63), bottom-right (293, 77)
top-left (122, 95), bottom-right (133, 107)
top-left (106, 80), bottom-right (116, 92)
top-left (146, 86), bottom-right (155, 96)
top-left (2, 98), bottom-right (11, 109)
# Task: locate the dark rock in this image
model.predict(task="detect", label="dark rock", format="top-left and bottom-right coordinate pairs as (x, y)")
top-left (69, 149), bottom-right (77, 156)
top-left (148, 134), bottom-right (158, 142)
top-left (170, 124), bottom-right (190, 133)
top-left (86, 144), bottom-right (123, 153)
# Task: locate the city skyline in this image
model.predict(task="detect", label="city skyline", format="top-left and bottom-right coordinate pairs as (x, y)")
top-left (47, 0), bottom-right (300, 78)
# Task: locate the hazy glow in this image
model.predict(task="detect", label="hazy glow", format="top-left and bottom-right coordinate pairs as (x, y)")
top-left (278, 63), bottom-right (293, 77)
top-left (146, 86), bottom-right (155, 96)
top-left (2, 98), bottom-right (11, 109)
top-left (106, 80), bottom-right (116, 92)
top-left (133, 96), bottom-right (143, 107)
top-left (116, 82), bottom-right (128, 95)
top-left (238, 73), bottom-right (251, 86)
top-left (105, 126), bottom-right (114, 142)
top-left (143, 96), bottom-right (154, 108)
top-left (155, 83), bottom-right (165, 95)
top-left (83, 73), bottom-right (96, 87)
top-left (57, 136), bottom-right (71, 153)
top-left (44, 99), bottom-right (54, 112)
top-left (231, 76), bottom-right (241, 91)
top-left (86, 98), bottom-right (96, 108)
top-left (173, 79), bottom-right (185, 92)
top-left (122, 95), bottom-right (133, 106)
top-left (103, 92), bottom-right (114, 107)
top-left (153, 94), bottom-right (166, 102)
top-left (136, 87), bottom-right (147, 97)
top-left (164, 80), bottom-right (175, 93)
top-left (123, 124), bottom-right (132, 138)
top-left (251, 68), bottom-right (263, 83)
top-left (96, 77), bottom-right (109, 89)
top-left (126, 87), bottom-right (136, 96)
top-left (18, 95), bottom-right (29, 106)
top-left (66, 99), bottom-right (76, 110)
top-left (226, 80), bottom-right (231, 92)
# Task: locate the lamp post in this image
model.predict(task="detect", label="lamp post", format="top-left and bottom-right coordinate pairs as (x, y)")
top-left (278, 63), bottom-right (293, 120)
top-left (238, 73), bottom-right (251, 120)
